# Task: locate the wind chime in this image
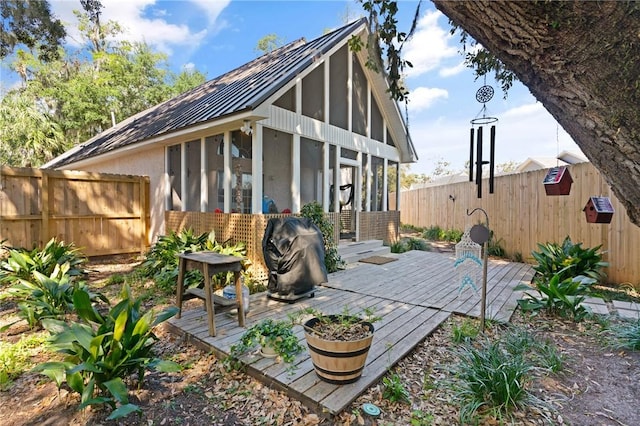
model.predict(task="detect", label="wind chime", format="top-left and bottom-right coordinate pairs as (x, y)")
top-left (469, 80), bottom-right (499, 198)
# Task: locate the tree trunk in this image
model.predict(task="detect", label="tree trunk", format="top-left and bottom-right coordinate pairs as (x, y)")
top-left (432, 0), bottom-right (640, 226)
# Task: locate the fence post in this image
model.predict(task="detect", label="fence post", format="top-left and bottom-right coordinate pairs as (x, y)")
top-left (41, 169), bottom-right (50, 245)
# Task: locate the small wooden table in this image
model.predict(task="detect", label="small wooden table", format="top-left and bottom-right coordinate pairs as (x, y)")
top-left (175, 252), bottom-right (245, 337)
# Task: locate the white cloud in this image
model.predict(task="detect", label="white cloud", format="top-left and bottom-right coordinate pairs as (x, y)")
top-left (407, 86), bottom-right (448, 112)
top-left (403, 10), bottom-right (458, 78)
top-left (50, 0), bottom-right (229, 55)
top-left (439, 60), bottom-right (466, 78)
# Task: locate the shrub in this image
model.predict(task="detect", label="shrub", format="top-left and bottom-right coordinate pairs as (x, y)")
top-left (611, 319), bottom-right (640, 351)
top-left (35, 284), bottom-right (180, 420)
top-left (516, 274), bottom-right (595, 321)
top-left (423, 226), bottom-right (442, 241)
top-left (0, 238), bottom-right (88, 288)
top-left (487, 232), bottom-right (506, 257)
top-left (405, 237), bottom-right (430, 251)
top-left (532, 236), bottom-right (608, 284)
top-left (451, 338), bottom-right (533, 423)
top-left (140, 229), bottom-right (248, 294)
top-left (300, 201), bottom-right (344, 273)
top-left (1, 262), bottom-right (106, 328)
top-left (390, 240), bottom-right (408, 253)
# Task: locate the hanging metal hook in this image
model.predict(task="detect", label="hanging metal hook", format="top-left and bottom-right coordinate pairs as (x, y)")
top-left (467, 207), bottom-right (489, 228)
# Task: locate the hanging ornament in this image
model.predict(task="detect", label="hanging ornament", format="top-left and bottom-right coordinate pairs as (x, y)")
top-left (454, 228), bottom-right (483, 294)
top-left (469, 78), bottom-right (499, 198)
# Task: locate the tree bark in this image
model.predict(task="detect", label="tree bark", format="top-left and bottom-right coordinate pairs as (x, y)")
top-left (432, 0), bottom-right (640, 226)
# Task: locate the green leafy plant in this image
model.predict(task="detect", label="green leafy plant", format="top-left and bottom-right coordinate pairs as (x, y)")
top-left (451, 318), bottom-right (479, 344)
top-left (405, 237), bottom-right (430, 251)
top-left (300, 201), bottom-right (344, 273)
top-left (140, 229), bottom-right (248, 294)
top-left (35, 284), bottom-right (181, 420)
top-left (532, 236), bottom-right (608, 284)
top-left (611, 319), bottom-right (640, 351)
top-left (382, 372), bottom-right (410, 403)
top-left (486, 232), bottom-right (506, 257)
top-left (0, 238), bottom-right (88, 288)
top-left (389, 239), bottom-right (408, 253)
top-left (410, 410), bottom-right (434, 426)
top-left (227, 318), bottom-right (304, 367)
top-left (451, 338), bottom-right (533, 423)
top-left (1, 262), bottom-right (106, 327)
top-left (422, 225), bottom-right (442, 241)
top-left (516, 274), bottom-right (595, 321)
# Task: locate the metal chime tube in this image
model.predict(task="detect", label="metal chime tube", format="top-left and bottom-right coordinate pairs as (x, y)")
top-left (476, 126), bottom-right (483, 198)
top-left (469, 127), bottom-right (475, 182)
top-left (489, 125), bottom-right (496, 194)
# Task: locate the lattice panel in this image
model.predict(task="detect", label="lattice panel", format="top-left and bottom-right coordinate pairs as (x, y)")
top-left (358, 211), bottom-right (400, 243)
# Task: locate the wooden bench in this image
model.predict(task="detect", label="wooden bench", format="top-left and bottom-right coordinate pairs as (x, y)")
top-left (175, 251), bottom-right (245, 336)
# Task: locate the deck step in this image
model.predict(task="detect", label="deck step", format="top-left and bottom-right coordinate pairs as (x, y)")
top-left (338, 240), bottom-right (391, 264)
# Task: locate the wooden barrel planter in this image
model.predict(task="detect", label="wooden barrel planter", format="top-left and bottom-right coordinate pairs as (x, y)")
top-left (303, 315), bottom-right (375, 384)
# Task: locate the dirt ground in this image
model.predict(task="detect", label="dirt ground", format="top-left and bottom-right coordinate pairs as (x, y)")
top-left (1, 256), bottom-right (639, 426)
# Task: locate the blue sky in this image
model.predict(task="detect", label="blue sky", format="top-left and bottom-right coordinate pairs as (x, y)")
top-left (37, 1), bottom-right (583, 175)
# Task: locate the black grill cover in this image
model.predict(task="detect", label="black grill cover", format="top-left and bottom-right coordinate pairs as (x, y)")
top-left (262, 217), bottom-right (328, 295)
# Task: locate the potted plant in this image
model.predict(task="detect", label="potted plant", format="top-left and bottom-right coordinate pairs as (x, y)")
top-left (227, 318), bottom-right (304, 366)
top-left (298, 307), bottom-right (381, 384)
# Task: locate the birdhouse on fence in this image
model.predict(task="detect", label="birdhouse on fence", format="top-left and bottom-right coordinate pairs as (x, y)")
top-left (583, 196), bottom-right (614, 223)
top-left (543, 166), bottom-right (573, 196)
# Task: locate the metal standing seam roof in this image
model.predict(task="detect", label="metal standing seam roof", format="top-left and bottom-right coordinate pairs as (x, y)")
top-left (44, 18), bottom-right (414, 168)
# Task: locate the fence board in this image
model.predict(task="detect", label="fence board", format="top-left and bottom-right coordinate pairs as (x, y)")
top-left (0, 166), bottom-right (150, 256)
top-left (397, 162), bottom-right (640, 285)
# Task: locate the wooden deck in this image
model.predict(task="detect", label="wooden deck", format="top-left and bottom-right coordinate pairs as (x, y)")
top-left (166, 250), bottom-right (534, 416)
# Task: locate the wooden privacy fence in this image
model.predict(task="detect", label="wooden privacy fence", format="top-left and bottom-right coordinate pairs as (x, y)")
top-left (0, 166), bottom-right (150, 256)
top-left (397, 162), bottom-right (640, 285)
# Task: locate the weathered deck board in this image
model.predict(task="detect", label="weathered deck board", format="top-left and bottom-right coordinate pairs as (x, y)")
top-left (166, 250), bottom-right (534, 416)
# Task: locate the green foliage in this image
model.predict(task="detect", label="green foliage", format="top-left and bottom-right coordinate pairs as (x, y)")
top-left (422, 226), bottom-right (462, 243)
top-left (0, 331), bottom-right (50, 390)
top-left (227, 318), bottom-right (304, 367)
top-left (35, 284), bottom-right (180, 419)
top-left (140, 229), bottom-right (248, 295)
top-left (2, 263), bottom-right (99, 327)
top-left (410, 410), bottom-right (434, 426)
top-left (423, 226), bottom-right (442, 241)
top-left (486, 232), bottom-right (506, 257)
top-left (0, 238), bottom-right (88, 287)
top-left (451, 338), bottom-right (533, 423)
top-left (390, 239), bottom-right (408, 253)
top-left (382, 372), bottom-right (411, 403)
top-left (611, 319), bottom-right (640, 351)
top-left (451, 318), bottom-right (479, 344)
top-left (531, 236), bottom-right (608, 284)
top-left (300, 201), bottom-right (344, 273)
top-left (0, 0), bottom-right (66, 62)
top-left (1, 4), bottom-right (206, 167)
top-left (516, 274), bottom-right (596, 322)
top-left (405, 237), bottom-right (430, 251)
